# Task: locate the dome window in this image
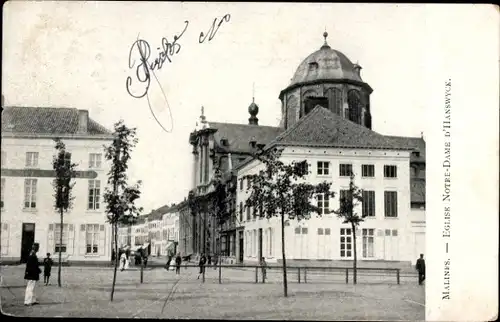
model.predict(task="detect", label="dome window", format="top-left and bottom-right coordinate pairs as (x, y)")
top-left (308, 62), bottom-right (319, 71)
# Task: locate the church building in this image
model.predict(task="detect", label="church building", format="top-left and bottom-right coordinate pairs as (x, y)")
top-left (182, 32), bottom-right (425, 267)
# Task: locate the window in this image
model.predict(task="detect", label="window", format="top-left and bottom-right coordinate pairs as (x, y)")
top-left (240, 179), bottom-right (244, 190)
top-left (362, 164), bottom-right (374, 177)
top-left (347, 90), bottom-right (362, 123)
top-left (246, 206), bottom-right (251, 221)
top-left (392, 229), bottom-right (398, 236)
top-left (325, 228), bottom-right (331, 235)
top-left (339, 189), bottom-right (351, 205)
top-left (268, 228), bottom-right (273, 257)
top-left (318, 228), bottom-right (324, 235)
top-left (339, 164), bottom-right (352, 177)
top-left (362, 228), bottom-right (375, 258)
top-left (384, 165), bottom-right (397, 178)
top-left (24, 179), bottom-right (37, 209)
top-left (247, 178), bottom-right (251, 190)
top-left (301, 227), bottom-right (308, 234)
top-left (253, 230), bottom-right (257, 257)
top-left (362, 191), bottom-right (375, 217)
top-left (54, 224), bottom-right (69, 253)
top-left (295, 227), bottom-right (301, 234)
top-left (317, 193), bottom-right (329, 214)
top-left (1, 178), bottom-right (4, 209)
top-left (340, 228), bottom-right (352, 258)
top-left (384, 191), bottom-right (398, 217)
top-left (85, 224), bottom-right (100, 254)
top-left (89, 153), bottom-right (102, 169)
top-left (88, 180), bottom-right (101, 210)
top-left (64, 152), bottom-right (72, 167)
top-left (317, 161), bottom-right (330, 175)
top-left (239, 202), bottom-right (243, 222)
top-left (25, 152), bottom-right (39, 168)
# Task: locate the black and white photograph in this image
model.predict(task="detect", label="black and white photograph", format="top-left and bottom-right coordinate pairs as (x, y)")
top-left (1, 2), bottom-right (498, 321)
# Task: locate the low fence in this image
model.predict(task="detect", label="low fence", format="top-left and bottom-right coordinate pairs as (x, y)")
top-left (134, 263), bottom-right (403, 285)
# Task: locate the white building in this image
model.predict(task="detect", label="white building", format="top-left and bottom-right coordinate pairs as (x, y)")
top-left (1, 107), bottom-right (114, 264)
top-left (238, 107), bottom-right (423, 267)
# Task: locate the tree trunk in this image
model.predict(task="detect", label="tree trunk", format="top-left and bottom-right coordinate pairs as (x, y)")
top-left (110, 222), bottom-right (119, 301)
top-left (280, 213), bottom-right (288, 297)
top-left (57, 208), bottom-right (63, 287)
top-left (352, 223), bottom-right (357, 285)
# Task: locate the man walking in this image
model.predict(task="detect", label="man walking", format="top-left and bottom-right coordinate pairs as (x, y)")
top-left (416, 253), bottom-right (426, 285)
top-left (43, 253), bottom-right (53, 286)
top-left (260, 257), bottom-right (268, 283)
top-left (24, 243), bottom-right (41, 306)
top-left (175, 252), bottom-right (182, 275)
top-left (165, 248), bottom-right (174, 271)
top-left (197, 253), bottom-right (207, 279)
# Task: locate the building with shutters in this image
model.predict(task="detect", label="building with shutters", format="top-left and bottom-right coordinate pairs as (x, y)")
top-left (180, 32), bottom-right (426, 268)
top-left (1, 106), bottom-right (114, 264)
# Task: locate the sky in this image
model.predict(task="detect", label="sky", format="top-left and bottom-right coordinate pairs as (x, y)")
top-left (0, 2), bottom-right (476, 213)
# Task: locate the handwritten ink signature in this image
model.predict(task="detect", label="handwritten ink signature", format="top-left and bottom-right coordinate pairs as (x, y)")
top-left (126, 21), bottom-right (189, 133)
top-left (126, 14), bottom-right (231, 133)
top-left (199, 14), bottom-right (231, 43)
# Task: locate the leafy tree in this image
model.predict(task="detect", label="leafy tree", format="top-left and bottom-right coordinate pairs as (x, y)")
top-left (52, 138), bottom-right (78, 287)
top-left (103, 120), bottom-right (143, 301)
top-left (332, 172), bottom-right (364, 284)
top-left (244, 148), bottom-right (335, 297)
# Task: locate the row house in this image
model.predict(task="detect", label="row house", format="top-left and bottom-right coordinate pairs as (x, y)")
top-left (1, 106), bottom-right (114, 264)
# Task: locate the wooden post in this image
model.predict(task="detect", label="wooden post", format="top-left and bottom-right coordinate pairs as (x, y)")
top-left (218, 262), bottom-right (222, 284)
top-left (397, 269), bottom-right (400, 285)
top-left (345, 268), bottom-right (349, 284)
top-left (298, 268), bottom-right (301, 284)
top-left (140, 261), bottom-right (144, 284)
top-left (304, 268), bottom-right (307, 283)
top-left (255, 267), bottom-right (258, 283)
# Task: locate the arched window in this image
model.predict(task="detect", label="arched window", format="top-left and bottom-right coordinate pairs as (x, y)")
top-left (347, 90), bottom-right (362, 124)
top-left (326, 87), bottom-right (343, 116)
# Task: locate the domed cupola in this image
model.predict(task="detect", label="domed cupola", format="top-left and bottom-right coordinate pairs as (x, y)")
top-left (279, 32), bottom-right (373, 130)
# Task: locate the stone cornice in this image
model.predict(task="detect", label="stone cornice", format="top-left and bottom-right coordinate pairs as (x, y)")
top-left (279, 78), bottom-right (373, 100)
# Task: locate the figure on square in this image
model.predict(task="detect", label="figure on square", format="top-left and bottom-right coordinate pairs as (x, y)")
top-left (416, 254), bottom-right (426, 285)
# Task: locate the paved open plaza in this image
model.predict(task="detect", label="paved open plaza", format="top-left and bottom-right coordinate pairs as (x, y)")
top-left (1, 265), bottom-right (424, 320)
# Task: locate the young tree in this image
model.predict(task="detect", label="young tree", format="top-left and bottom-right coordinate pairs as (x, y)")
top-left (244, 148), bottom-right (335, 297)
top-left (332, 172), bottom-right (364, 284)
top-left (103, 120), bottom-right (143, 301)
top-left (52, 138), bottom-right (78, 287)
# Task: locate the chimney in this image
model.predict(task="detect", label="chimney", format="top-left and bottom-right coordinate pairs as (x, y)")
top-left (77, 109), bottom-right (89, 134)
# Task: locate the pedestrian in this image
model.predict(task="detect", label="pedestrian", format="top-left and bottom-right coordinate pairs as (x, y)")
top-left (165, 248), bottom-right (173, 271)
top-left (175, 252), bottom-right (182, 275)
top-left (43, 253), bottom-right (53, 286)
top-left (125, 248), bottom-right (131, 270)
top-left (24, 243), bottom-right (41, 306)
top-left (120, 251), bottom-right (127, 271)
top-left (416, 253), bottom-right (426, 285)
top-left (142, 248), bottom-right (149, 268)
top-left (213, 253), bottom-right (218, 270)
top-left (260, 257), bottom-right (267, 283)
top-left (208, 254), bottom-right (212, 266)
top-left (197, 253), bottom-right (207, 279)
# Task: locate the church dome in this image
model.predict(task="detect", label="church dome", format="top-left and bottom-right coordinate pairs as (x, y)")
top-left (290, 32), bottom-right (362, 86)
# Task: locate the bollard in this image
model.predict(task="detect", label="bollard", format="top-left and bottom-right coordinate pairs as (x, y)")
top-left (218, 263), bottom-right (222, 284)
top-left (397, 269), bottom-right (400, 285)
top-left (345, 268), bottom-right (349, 284)
top-left (255, 267), bottom-right (258, 283)
top-left (298, 268), bottom-right (301, 284)
top-left (304, 268), bottom-right (307, 283)
top-left (140, 263), bottom-right (144, 284)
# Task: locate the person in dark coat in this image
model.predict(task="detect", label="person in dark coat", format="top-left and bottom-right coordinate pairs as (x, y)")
top-left (416, 254), bottom-right (426, 285)
top-left (43, 253), bottom-right (53, 286)
top-left (24, 243), bottom-right (41, 306)
top-left (260, 257), bottom-right (268, 283)
top-left (175, 252), bottom-right (182, 275)
top-left (197, 253), bottom-right (207, 279)
top-left (165, 248), bottom-right (174, 271)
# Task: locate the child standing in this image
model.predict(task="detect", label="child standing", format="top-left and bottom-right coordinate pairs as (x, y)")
top-left (43, 253), bottom-right (53, 286)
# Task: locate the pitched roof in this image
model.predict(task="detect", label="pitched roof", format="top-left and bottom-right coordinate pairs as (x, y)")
top-left (1, 106), bottom-right (111, 135)
top-left (384, 135), bottom-right (426, 163)
top-left (266, 106), bottom-right (411, 150)
top-left (209, 122), bottom-right (282, 154)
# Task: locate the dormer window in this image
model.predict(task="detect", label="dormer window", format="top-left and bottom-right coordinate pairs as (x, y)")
top-left (249, 140), bottom-right (257, 149)
top-left (412, 151), bottom-right (420, 158)
top-left (220, 138), bottom-right (229, 146)
top-left (308, 62), bottom-right (319, 71)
